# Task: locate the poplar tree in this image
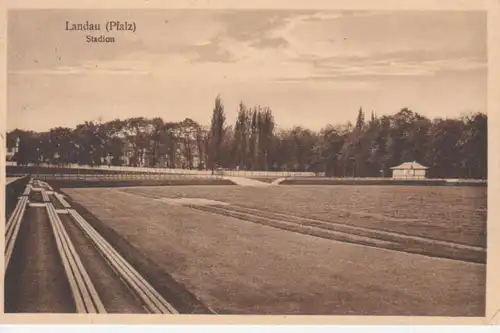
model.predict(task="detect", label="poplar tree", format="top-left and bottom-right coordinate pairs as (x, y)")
top-left (208, 95), bottom-right (226, 171)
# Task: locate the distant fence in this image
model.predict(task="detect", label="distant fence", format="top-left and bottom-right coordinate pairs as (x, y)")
top-left (221, 170), bottom-right (315, 177)
top-left (5, 163), bottom-right (485, 183)
top-left (7, 163), bottom-right (316, 178)
top-left (32, 173), bottom-right (222, 182)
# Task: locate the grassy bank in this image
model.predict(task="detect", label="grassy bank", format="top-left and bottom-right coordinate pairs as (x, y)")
top-left (281, 177), bottom-right (487, 187)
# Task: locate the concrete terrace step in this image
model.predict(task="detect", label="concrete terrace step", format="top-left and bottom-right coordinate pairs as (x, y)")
top-left (223, 176), bottom-right (272, 187)
top-left (271, 177), bottom-right (288, 185)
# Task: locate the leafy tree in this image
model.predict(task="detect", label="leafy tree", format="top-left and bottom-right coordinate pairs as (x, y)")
top-left (6, 101), bottom-right (486, 179)
top-left (460, 113), bottom-right (487, 179)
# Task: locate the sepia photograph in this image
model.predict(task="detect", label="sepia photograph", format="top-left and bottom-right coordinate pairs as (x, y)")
top-left (4, 8), bottom-right (488, 318)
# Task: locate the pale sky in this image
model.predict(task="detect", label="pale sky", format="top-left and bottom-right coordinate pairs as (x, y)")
top-left (7, 9), bottom-right (486, 132)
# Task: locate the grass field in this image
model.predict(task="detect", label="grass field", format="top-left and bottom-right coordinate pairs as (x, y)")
top-left (60, 184), bottom-right (486, 316)
top-left (115, 185), bottom-right (486, 247)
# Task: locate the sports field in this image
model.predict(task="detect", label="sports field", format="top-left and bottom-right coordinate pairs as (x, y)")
top-left (61, 185), bottom-right (486, 316)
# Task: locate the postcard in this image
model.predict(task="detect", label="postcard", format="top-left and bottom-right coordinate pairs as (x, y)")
top-left (1, 0), bottom-right (499, 326)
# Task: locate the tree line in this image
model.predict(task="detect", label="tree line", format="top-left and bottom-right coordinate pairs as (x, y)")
top-left (6, 95), bottom-right (487, 179)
